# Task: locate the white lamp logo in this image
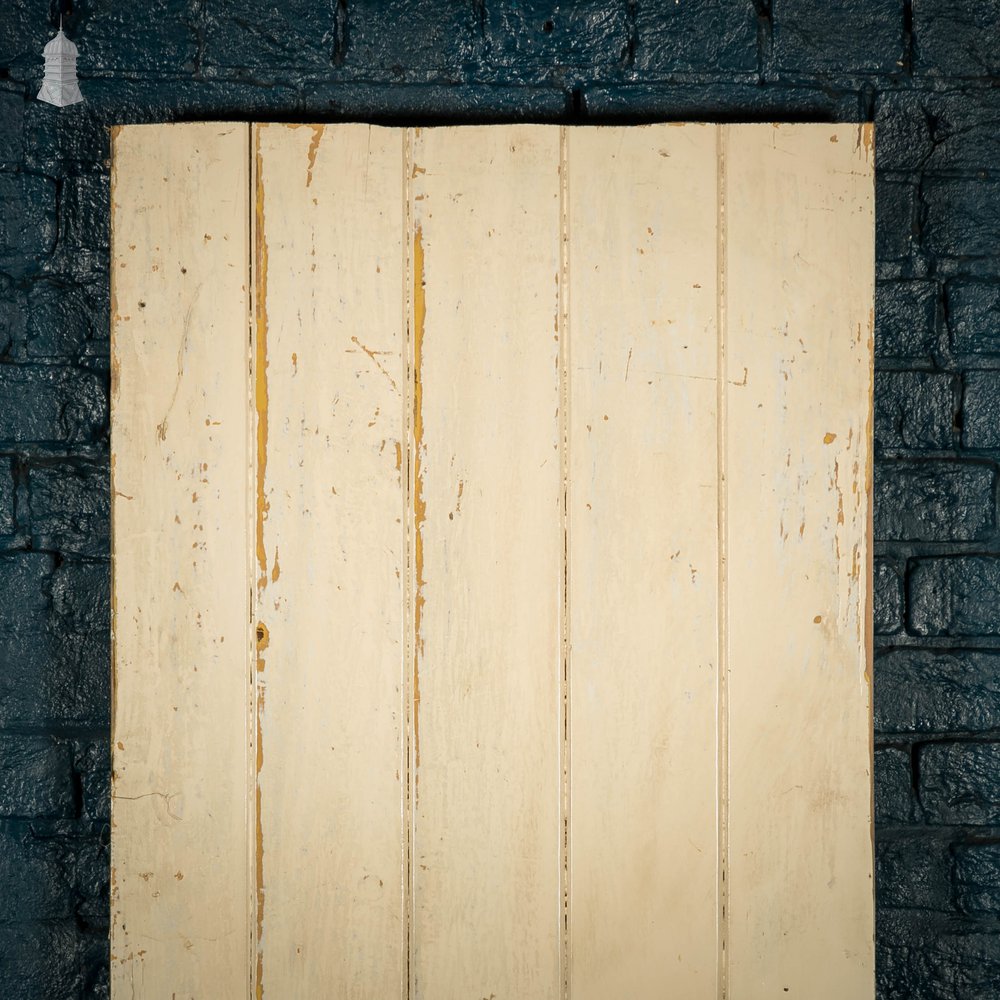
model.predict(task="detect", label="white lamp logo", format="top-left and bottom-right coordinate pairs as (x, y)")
top-left (38, 19), bottom-right (84, 108)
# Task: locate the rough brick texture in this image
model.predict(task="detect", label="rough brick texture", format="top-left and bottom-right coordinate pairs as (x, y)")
top-left (2, 0), bottom-right (1000, 996)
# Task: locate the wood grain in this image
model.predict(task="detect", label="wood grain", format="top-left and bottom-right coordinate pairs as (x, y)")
top-left (111, 122), bottom-right (874, 1000)
top-left (111, 122), bottom-right (251, 999)
top-left (724, 123), bottom-right (875, 999)
top-left (566, 123), bottom-right (721, 1000)
top-left (253, 123), bottom-right (408, 999)
top-left (408, 126), bottom-right (564, 1000)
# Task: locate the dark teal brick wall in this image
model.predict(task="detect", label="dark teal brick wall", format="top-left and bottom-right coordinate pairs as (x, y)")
top-left (2, 1), bottom-right (1000, 997)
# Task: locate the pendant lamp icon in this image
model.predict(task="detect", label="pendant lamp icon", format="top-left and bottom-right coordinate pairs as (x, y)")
top-left (37, 19), bottom-right (84, 108)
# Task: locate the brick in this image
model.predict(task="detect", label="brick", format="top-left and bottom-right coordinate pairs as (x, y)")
top-left (26, 276), bottom-right (104, 360)
top-left (920, 741), bottom-right (1000, 825)
top-left (876, 281), bottom-right (937, 360)
top-left (0, 456), bottom-right (13, 535)
top-left (633, 0), bottom-right (758, 75)
top-left (75, 740), bottom-right (110, 825)
top-left (0, 552), bottom-right (110, 728)
top-left (0, 552), bottom-right (52, 631)
top-left (77, 0), bottom-right (200, 73)
top-left (774, 0), bottom-right (905, 74)
top-left (0, 1), bottom-right (51, 67)
top-left (74, 836), bottom-right (110, 920)
top-left (0, 172), bottom-right (57, 272)
top-left (874, 92), bottom-right (934, 174)
top-left (82, 935), bottom-right (110, 998)
top-left (962, 371), bottom-right (1000, 450)
top-left (875, 650), bottom-right (1000, 734)
top-left (0, 828), bottom-right (74, 921)
top-left (0, 272), bottom-right (27, 356)
top-left (875, 747), bottom-right (915, 824)
top-left (908, 556), bottom-right (1000, 636)
top-left (874, 460), bottom-right (995, 542)
top-left (485, 0), bottom-right (631, 76)
top-left (954, 843), bottom-right (1000, 918)
top-left (878, 927), bottom-right (1000, 1000)
top-left (946, 280), bottom-right (1000, 356)
top-left (0, 364), bottom-right (107, 445)
top-left (0, 630), bottom-right (110, 728)
top-left (876, 178), bottom-right (918, 263)
top-left (874, 372), bottom-right (956, 453)
top-left (298, 81), bottom-right (571, 120)
top-left (874, 559), bottom-right (904, 634)
top-left (0, 90), bottom-right (24, 167)
top-left (0, 921), bottom-right (83, 999)
top-left (924, 177), bottom-right (1000, 259)
top-left (921, 91), bottom-right (1000, 174)
top-left (876, 836), bottom-right (952, 911)
top-left (22, 99), bottom-right (110, 169)
top-left (59, 173), bottom-right (110, 253)
top-left (203, 0), bottom-right (340, 75)
top-left (0, 735), bottom-right (75, 819)
top-left (51, 560), bottom-right (110, 636)
top-left (582, 81), bottom-right (860, 120)
top-left (29, 462), bottom-right (109, 557)
top-left (343, 1), bottom-right (484, 75)
top-left (914, 0), bottom-right (1000, 78)
top-left (876, 89), bottom-right (1000, 176)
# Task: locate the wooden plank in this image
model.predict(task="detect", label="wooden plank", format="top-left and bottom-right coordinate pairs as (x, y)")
top-left (110, 122), bottom-right (251, 999)
top-left (724, 123), bottom-right (875, 998)
top-left (566, 123), bottom-right (721, 1000)
top-left (408, 126), bottom-right (563, 999)
top-left (253, 123), bottom-right (407, 998)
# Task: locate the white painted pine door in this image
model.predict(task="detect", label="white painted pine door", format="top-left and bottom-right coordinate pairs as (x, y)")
top-left (111, 122), bottom-right (874, 1000)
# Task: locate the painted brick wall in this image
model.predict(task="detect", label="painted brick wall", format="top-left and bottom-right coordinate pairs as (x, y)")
top-left (1, 1), bottom-right (999, 997)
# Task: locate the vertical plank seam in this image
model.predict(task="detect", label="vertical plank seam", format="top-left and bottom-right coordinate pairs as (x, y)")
top-left (247, 122), bottom-right (260, 1000)
top-left (716, 124), bottom-right (731, 1000)
top-left (403, 126), bottom-right (416, 1000)
top-left (558, 125), bottom-right (572, 1000)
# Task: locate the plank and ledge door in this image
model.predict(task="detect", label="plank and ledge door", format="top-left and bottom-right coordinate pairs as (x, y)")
top-left (111, 122), bottom-right (874, 1000)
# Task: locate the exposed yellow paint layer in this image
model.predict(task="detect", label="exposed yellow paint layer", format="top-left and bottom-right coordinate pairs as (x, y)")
top-left (412, 225), bottom-right (426, 773)
top-left (305, 125), bottom-right (323, 187)
top-left (254, 144), bottom-right (271, 591)
top-left (253, 130), bottom-right (269, 1000)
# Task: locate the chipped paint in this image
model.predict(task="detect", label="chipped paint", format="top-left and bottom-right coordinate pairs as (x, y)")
top-left (255, 144), bottom-right (271, 591)
top-left (860, 122), bottom-right (874, 160)
top-left (253, 129), bottom-right (269, 1000)
top-left (412, 224), bottom-right (426, 773)
top-left (305, 125), bottom-right (323, 187)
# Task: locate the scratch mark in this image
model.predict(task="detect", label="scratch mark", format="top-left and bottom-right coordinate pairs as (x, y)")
top-left (155, 290), bottom-right (201, 442)
top-left (625, 346), bottom-right (633, 382)
top-left (351, 335), bottom-right (400, 393)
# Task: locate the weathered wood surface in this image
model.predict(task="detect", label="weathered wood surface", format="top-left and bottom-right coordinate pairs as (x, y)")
top-left (111, 122), bottom-right (874, 1000)
top-left (725, 123), bottom-right (875, 999)
top-left (253, 123), bottom-right (408, 999)
top-left (110, 122), bottom-right (251, 998)
top-left (566, 124), bottom-right (721, 999)
top-left (408, 125), bottom-right (564, 1000)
